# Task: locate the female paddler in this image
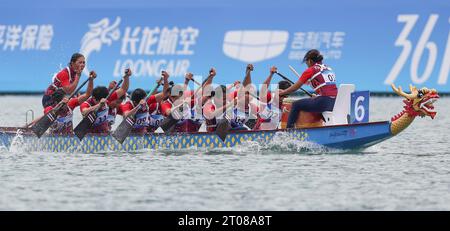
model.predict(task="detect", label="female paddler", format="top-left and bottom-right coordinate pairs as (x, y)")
top-left (279, 49), bottom-right (338, 128)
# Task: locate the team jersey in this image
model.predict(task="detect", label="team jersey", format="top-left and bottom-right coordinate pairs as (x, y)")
top-left (106, 93), bottom-right (125, 129)
top-left (44, 67), bottom-right (77, 96)
top-left (43, 98), bottom-right (80, 135)
top-left (79, 92), bottom-right (118, 134)
top-left (119, 95), bottom-right (163, 134)
top-left (202, 100), bottom-right (226, 132)
top-left (230, 103), bottom-right (258, 129)
top-left (255, 104), bottom-right (282, 130)
top-left (148, 102), bottom-right (165, 130)
top-left (253, 91), bottom-right (282, 130)
top-left (160, 98), bottom-right (201, 132)
top-left (299, 62), bottom-right (338, 97)
top-left (120, 101), bottom-right (149, 134)
top-left (106, 106), bottom-right (123, 129)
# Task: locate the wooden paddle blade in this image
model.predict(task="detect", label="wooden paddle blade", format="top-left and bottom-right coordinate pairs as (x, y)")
top-left (159, 114), bottom-right (178, 134)
top-left (112, 117), bottom-right (135, 144)
top-left (215, 119), bottom-right (231, 142)
top-left (74, 112), bottom-right (97, 140)
top-left (30, 112), bottom-right (57, 138)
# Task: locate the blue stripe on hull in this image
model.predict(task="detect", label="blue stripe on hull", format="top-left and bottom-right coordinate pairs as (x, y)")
top-left (302, 122), bottom-right (392, 149)
top-left (0, 122), bottom-right (393, 153)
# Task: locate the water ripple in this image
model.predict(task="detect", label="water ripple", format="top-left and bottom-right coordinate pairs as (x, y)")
top-left (0, 96), bottom-right (450, 210)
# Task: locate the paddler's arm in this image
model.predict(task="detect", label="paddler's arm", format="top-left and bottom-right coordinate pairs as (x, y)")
top-left (165, 97), bottom-right (190, 117)
top-left (260, 66), bottom-right (277, 104)
top-left (80, 98), bottom-right (106, 117)
top-left (242, 64), bottom-right (254, 87)
top-left (200, 68), bottom-right (217, 106)
top-left (202, 68), bottom-right (216, 88)
top-left (114, 68), bottom-right (132, 99)
top-left (279, 80), bottom-right (303, 96)
top-left (161, 71), bottom-right (170, 100)
top-left (209, 98), bottom-right (235, 118)
top-left (77, 71), bottom-right (96, 104)
top-left (179, 73), bottom-right (194, 109)
top-left (221, 95), bottom-right (243, 118)
top-left (122, 99), bottom-right (145, 118)
top-left (62, 72), bottom-right (80, 95)
top-left (237, 64), bottom-right (254, 97)
top-left (183, 72), bottom-right (193, 91)
top-left (280, 67), bottom-right (314, 96)
top-left (153, 71), bottom-right (170, 102)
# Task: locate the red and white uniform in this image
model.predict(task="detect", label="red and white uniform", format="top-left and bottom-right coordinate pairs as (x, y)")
top-left (45, 67), bottom-right (77, 96)
top-left (44, 98), bottom-right (80, 135)
top-left (227, 90), bottom-right (259, 129)
top-left (203, 98), bottom-right (259, 131)
top-left (230, 104), bottom-right (258, 129)
top-left (202, 100), bottom-right (223, 132)
top-left (147, 98), bottom-right (165, 132)
top-left (160, 96), bottom-right (201, 132)
top-left (119, 95), bottom-right (159, 134)
top-left (299, 62), bottom-right (338, 97)
top-left (79, 92), bottom-right (119, 134)
top-left (107, 106), bottom-right (123, 130)
top-left (253, 91), bottom-right (282, 130)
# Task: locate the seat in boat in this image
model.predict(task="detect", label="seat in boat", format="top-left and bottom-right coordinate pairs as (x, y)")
top-left (322, 84), bottom-right (355, 126)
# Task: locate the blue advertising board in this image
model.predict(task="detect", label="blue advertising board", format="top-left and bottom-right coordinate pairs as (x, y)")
top-left (0, 0), bottom-right (449, 92)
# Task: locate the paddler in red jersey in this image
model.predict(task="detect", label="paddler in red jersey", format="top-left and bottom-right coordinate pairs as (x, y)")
top-left (202, 85), bottom-right (237, 132)
top-left (119, 71), bottom-right (170, 135)
top-left (188, 68), bottom-right (218, 132)
top-left (253, 66), bottom-right (291, 130)
top-left (159, 72), bottom-right (202, 133)
top-left (227, 64), bottom-right (259, 130)
top-left (200, 68), bottom-right (240, 132)
top-left (42, 53), bottom-right (85, 108)
top-left (105, 71), bottom-right (132, 131)
top-left (279, 49), bottom-right (338, 128)
top-left (79, 70), bottom-right (131, 134)
top-left (30, 71), bottom-right (96, 135)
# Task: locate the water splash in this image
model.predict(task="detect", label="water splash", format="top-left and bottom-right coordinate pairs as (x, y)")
top-left (231, 140), bottom-right (262, 154)
top-left (255, 132), bottom-right (342, 154)
top-left (0, 133), bottom-right (8, 153)
top-left (139, 131), bottom-right (346, 155)
top-left (0, 144), bottom-right (8, 153)
top-left (172, 131), bottom-right (347, 156)
top-left (8, 129), bottom-right (28, 153)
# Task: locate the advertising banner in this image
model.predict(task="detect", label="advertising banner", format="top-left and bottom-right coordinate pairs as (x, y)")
top-left (0, 0), bottom-right (448, 92)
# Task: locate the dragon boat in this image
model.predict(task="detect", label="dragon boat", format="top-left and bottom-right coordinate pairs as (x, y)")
top-left (0, 84), bottom-right (439, 153)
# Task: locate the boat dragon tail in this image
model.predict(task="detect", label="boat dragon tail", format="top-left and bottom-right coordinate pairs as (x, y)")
top-left (390, 84), bottom-right (440, 136)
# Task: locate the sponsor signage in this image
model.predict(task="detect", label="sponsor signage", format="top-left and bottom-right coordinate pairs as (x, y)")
top-left (0, 1), bottom-right (448, 92)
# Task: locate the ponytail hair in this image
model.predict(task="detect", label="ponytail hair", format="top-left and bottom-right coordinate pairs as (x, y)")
top-left (302, 49), bottom-right (323, 63)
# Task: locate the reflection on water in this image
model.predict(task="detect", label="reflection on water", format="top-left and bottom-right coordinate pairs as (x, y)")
top-left (0, 96), bottom-right (449, 210)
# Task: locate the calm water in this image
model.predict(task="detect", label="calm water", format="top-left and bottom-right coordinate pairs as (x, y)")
top-left (0, 96), bottom-right (449, 210)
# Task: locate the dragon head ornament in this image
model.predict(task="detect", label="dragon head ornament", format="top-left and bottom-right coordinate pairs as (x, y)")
top-left (391, 84), bottom-right (439, 119)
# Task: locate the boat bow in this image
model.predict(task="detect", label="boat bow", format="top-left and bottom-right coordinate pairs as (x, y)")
top-left (390, 84), bottom-right (439, 135)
